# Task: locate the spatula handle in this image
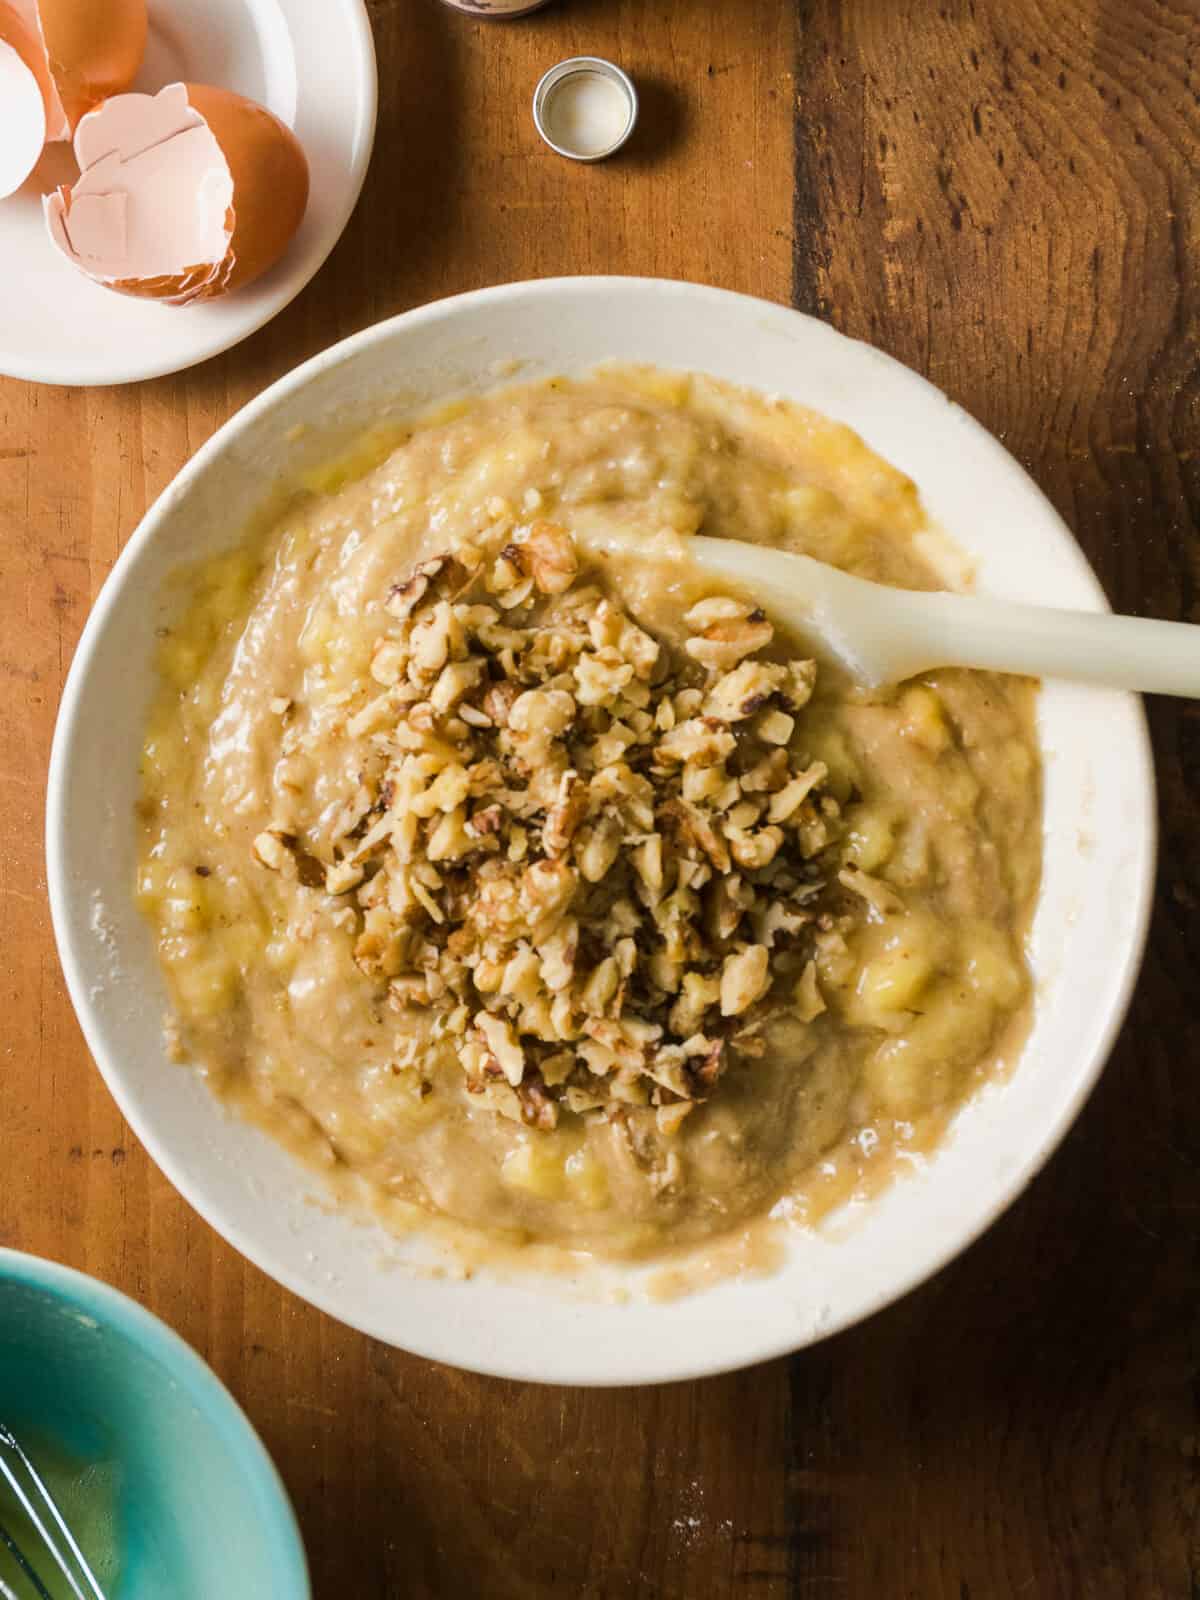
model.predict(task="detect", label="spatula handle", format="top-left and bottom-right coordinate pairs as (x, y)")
top-left (893, 590), bottom-right (1200, 698)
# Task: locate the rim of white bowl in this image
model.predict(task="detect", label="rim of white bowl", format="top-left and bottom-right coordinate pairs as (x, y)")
top-left (45, 279), bottom-right (1158, 1383)
top-left (0, 1247), bottom-right (311, 1595)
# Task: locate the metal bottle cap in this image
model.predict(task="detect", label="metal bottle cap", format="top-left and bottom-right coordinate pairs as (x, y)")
top-left (533, 57), bottom-right (638, 163)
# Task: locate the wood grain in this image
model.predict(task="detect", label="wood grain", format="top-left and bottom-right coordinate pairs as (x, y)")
top-left (790, 1), bottom-right (1200, 1596)
top-left (0, 0), bottom-right (1196, 1594)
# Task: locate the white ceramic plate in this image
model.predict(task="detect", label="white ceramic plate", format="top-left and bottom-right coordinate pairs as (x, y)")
top-left (47, 280), bottom-right (1156, 1385)
top-left (0, 0), bottom-right (376, 386)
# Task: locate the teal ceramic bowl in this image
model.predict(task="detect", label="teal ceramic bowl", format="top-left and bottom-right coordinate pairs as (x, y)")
top-left (0, 1250), bottom-right (309, 1599)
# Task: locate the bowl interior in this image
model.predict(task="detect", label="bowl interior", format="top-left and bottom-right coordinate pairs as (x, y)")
top-left (0, 1252), bottom-right (307, 1598)
top-left (47, 279), bottom-right (1155, 1384)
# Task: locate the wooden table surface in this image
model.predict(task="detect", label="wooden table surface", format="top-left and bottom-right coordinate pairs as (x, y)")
top-left (3, 0), bottom-right (1198, 1594)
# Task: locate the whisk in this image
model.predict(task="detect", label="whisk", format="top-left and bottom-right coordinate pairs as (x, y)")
top-left (0, 1426), bottom-right (107, 1600)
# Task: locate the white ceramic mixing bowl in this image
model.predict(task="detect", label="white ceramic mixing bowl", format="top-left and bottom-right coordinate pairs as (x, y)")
top-left (46, 279), bottom-right (1156, 1384)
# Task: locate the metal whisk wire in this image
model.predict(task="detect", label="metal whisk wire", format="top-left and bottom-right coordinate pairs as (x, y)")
top-left (0, 1426), bottom-right (106, 1600)
top-left (0, 1515), bottom-right (55, 1600)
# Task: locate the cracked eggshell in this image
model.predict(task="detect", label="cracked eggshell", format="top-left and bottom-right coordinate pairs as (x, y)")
top-left (10, 0), bottom-right (146, 139)
top-left (184, 85), bottom-right (311, 295)
top-left (44, 83), bottom-right (310, 307)
top-left (0, 1), bottom-right (52, 197)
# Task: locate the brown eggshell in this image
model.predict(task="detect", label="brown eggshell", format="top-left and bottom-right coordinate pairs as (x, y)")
top-left (184, 83), bottom-right (310, 296)
top-left (43, 81), bottom-right (311, 306)
top-left (35, 0), bottom-right (146, 132)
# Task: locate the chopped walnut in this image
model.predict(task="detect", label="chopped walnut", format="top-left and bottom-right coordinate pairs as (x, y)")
top-left (705, 660), bottom-right (788, 723)
top-left (657, 717), bottom-right (736, 766)
top-left (252, 828), bottom-right (293, 872)
top-left (720, 944), bottom-right (771, 1016)
top-left (684, 597), bottom-right (775, 671)
top-left (521, 521), bottom-right (579, 594)
top-left (256, 528), bottom-right (869, 1135)
top-left (476, 1012), bottom-right (526, 1087)
top-left (543, 770), bottom-right (587, 856)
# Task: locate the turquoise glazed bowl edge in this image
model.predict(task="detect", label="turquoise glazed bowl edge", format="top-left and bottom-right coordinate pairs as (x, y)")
top-left (0, 1249), bottom-right (310, 1600)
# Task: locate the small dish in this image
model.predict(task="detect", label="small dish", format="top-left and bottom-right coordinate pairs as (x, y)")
top-left (0, 1248), bottom-right (309, 1597)
top-left (0, 0), bottom-right (377, 387)
top-left (47, 279), bottom-right (1155, 1385)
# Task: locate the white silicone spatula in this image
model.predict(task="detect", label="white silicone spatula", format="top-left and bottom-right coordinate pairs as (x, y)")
top-left (690, 537), bottom-right (1200, 697)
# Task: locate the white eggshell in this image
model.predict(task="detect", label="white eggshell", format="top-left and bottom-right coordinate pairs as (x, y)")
top-left (8, 0), bottom-right (67, 139)
top-left (0, 35), bottom-right (45, 197)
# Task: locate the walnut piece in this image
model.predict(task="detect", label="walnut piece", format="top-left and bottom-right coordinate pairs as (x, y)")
top-left (255, 527), bottom-right (869, 1136)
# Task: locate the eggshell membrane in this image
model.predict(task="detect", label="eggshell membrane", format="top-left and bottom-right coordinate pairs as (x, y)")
top-left (0, 1), bottom-right (50, 196)
top-left (45, 85), bottom-right (234, 303)
top-left (10, 0), bottom-right (146, 137)
top-left (43, 82), bottom-right (309, 306)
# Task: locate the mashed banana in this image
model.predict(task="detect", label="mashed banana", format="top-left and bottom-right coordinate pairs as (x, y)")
top-left (136, 370), bottom-right (1041, 1261)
